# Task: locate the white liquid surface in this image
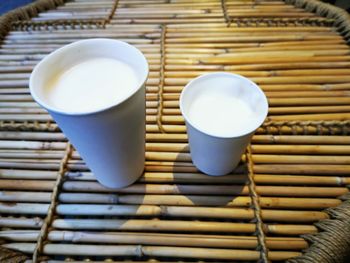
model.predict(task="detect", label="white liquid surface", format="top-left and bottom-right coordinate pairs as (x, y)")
top-left (188, 93), bottom-right (259, 137)
top-left (44, 58), bottom-right (138, 113)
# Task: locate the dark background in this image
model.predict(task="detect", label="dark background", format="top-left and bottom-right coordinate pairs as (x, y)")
top-left (0, 0), bottom-right (34, 15)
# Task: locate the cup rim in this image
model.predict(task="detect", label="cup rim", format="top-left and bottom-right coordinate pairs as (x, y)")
top-left (29, 38), bottom-right (149, 116)
top-left (179, 72), bottom-right (269, 139)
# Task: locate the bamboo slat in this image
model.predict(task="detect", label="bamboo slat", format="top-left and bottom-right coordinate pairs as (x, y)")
top-left (3, 242), bottom-right (301, 260)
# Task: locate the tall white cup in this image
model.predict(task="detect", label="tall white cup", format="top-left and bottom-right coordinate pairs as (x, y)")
top-left (30, 39), bottom-right (148, 188)
top-left (180, 72), bottom-right (268, 176)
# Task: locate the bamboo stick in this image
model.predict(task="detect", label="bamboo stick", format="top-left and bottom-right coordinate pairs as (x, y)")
top-left (267, 97), bottom-right (350, 105)
top-left (143, 161), bottom-right (350, 175)
top-left (165, 44), bottom-right (349, 55)
top-left (165, 69), bottom-right (350, 78)
top-left (197, 55), bottom-right (350, 65)
top-left (0, 132), bottom-right (65, 141)
top-left (0, 141), bottom-right (66, 150)
top-left (145, 133), bottom-right (350, 145)
top-left (166, 49), bottom-right (347, 59)
top-left (0, 95), bottom-right (33, 101)
top-left (0, 158), bottom-right (60, 165)
top-left (0, 102), bottom-right (39, 107)
top-left (163, 83), bottom-right (350, 93)
top-left (256, 90), bottom-right (350, 98)
top-left (255, 76), bottom-right (350, 84)
top-left (112, 18), bottom-right (232, 24)
top-left (0, 66), bottom-right (34, 73)
top-left (0, 195), bottom-right (341, 220)
top-left (0, 217), bottom-right (43, 228)
top-left (166, 35), bottom-right (341, 44)
top-left (146, 142), bottom-right (350, 155)
top-left (225, 44), bottom-right (349, 53)
top-left (163, 206), bottom-right (328, 222)
top-left (255, 174), bottom-right (350, 186)
top-left (2, 243), bottom-right (301, 260)
top-left (252, 135), bottom-right (350, 144)
top-left (2, 38), bottom-right (160, 45)
top-left (268, 113), bottom-right (350, 121)
top-left (146, 150), bottom-right (350, 165)
top-left (58, 194), bottom-right (340, 209)
top-left (0, 169), bottom-right (57, 180)
top-left (252, 144), bottom-right (350, 154)
top-left (166, 62), bottom-right (350, 71)
top-left (115, 6), bottom-right (298, 12)
top-left (0, 203), bottom-right (49, 215)
top-left (61, 181), bottom-right (348, 197)
top-left (252, 154), bottom-right (350, 164)
top-left (0, 230), bottom-right (308, 250)
top-left (254, 164), bottom-right (350, 175)
top-left (6, 32), bottom-right (161, 40)
top-left (0, 191), bottom-right (52, 202)
top-left (113, 12), bottom-right (312, 19)
top-left (145, 123), bottom-right (350, 135)
top-left (0, 179), bottom-right (55, 190)
top-left (164, 76), bottom-right (350, 85)
top-left (0, 73), bottom-right (29, 79)
top-left (0, 108), bottom-right (46, 113)
top-left (256, 125), bottom-right (348, 136)
top-left (164, 39), bottom-right (345, 48)
top-left (0, 115), bottom-right (53, 121)
top-left (0, 150), bottom-right (64, 159)
top-left (146, 143), bottom-right (187, 152)
top-left (269, 105), bottom-right (350, 114)
top-left (165, 29), bottom-right (337, 37)
top-left (51, 218), bottom-right (317, 235)
top-left (41, 201), bottom-right (323, 222)
top-left (65, 170), bottom-right (350, 186)
top-left (141, 172), bottom-right (350, 185)
top-left (119, 2), bottom-right (300, 9)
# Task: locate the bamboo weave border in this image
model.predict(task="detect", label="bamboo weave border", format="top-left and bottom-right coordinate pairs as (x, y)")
top-left (228, 17), bottom-right (334, 27)
top-left (284, 0), bottom-right (350, 43)
top-left (103, 0), bottom-right (119, 27)
top-left (246, 145), bottom-right (269, 262)
top-left (157, 24), bottom-right (167, 133)
top-left (2, 0), bottom-right (119, 33)
top-left (262, 120), bottom-right (350, 135)
top-left (0, 121), bottom-right (58, 132)
top-left (12, 19), bottom-right (106, 31)
top-left (287, 198), bottom-right (350, 263)
top-left (221, 0), bottom-right (231, 26)
top-left (32, 143), bottom-right (72, 262)
top-left (0, 0), bottom-right (65, 39)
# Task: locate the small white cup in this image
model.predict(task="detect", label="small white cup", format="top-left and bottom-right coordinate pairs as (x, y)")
top-left (30, 39), bottom-right (148, 188)
top-left (180, 72), bottom-right (268, 176)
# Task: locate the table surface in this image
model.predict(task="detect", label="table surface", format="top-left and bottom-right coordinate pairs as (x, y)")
top-left (1, 0), bottom-right (350, 262)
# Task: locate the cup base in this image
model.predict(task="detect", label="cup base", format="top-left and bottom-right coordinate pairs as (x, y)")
top-left (96, 173), bottom-right (142, 189)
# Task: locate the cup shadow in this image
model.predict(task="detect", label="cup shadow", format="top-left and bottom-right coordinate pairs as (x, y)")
top-left (173, 146), bottom-right (249, 207)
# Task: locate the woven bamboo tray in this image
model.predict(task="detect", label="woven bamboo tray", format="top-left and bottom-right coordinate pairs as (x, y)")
top-left (0, 0), bottom-right (350, 262)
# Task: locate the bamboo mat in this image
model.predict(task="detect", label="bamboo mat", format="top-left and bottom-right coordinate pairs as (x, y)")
top-left (1, 0), bottom-right (350, 262)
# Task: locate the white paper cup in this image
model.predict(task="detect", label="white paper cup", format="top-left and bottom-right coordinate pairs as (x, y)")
top-left (30, 39), bottom-right (148, 188)
top-left (180, 72), bottom-right (268, 176)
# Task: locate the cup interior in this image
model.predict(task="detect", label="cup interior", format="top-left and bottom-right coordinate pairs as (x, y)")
top-left (30, 38), bottom-right (149, 115)
top-left (180, 72), bottom-right (268, 138)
